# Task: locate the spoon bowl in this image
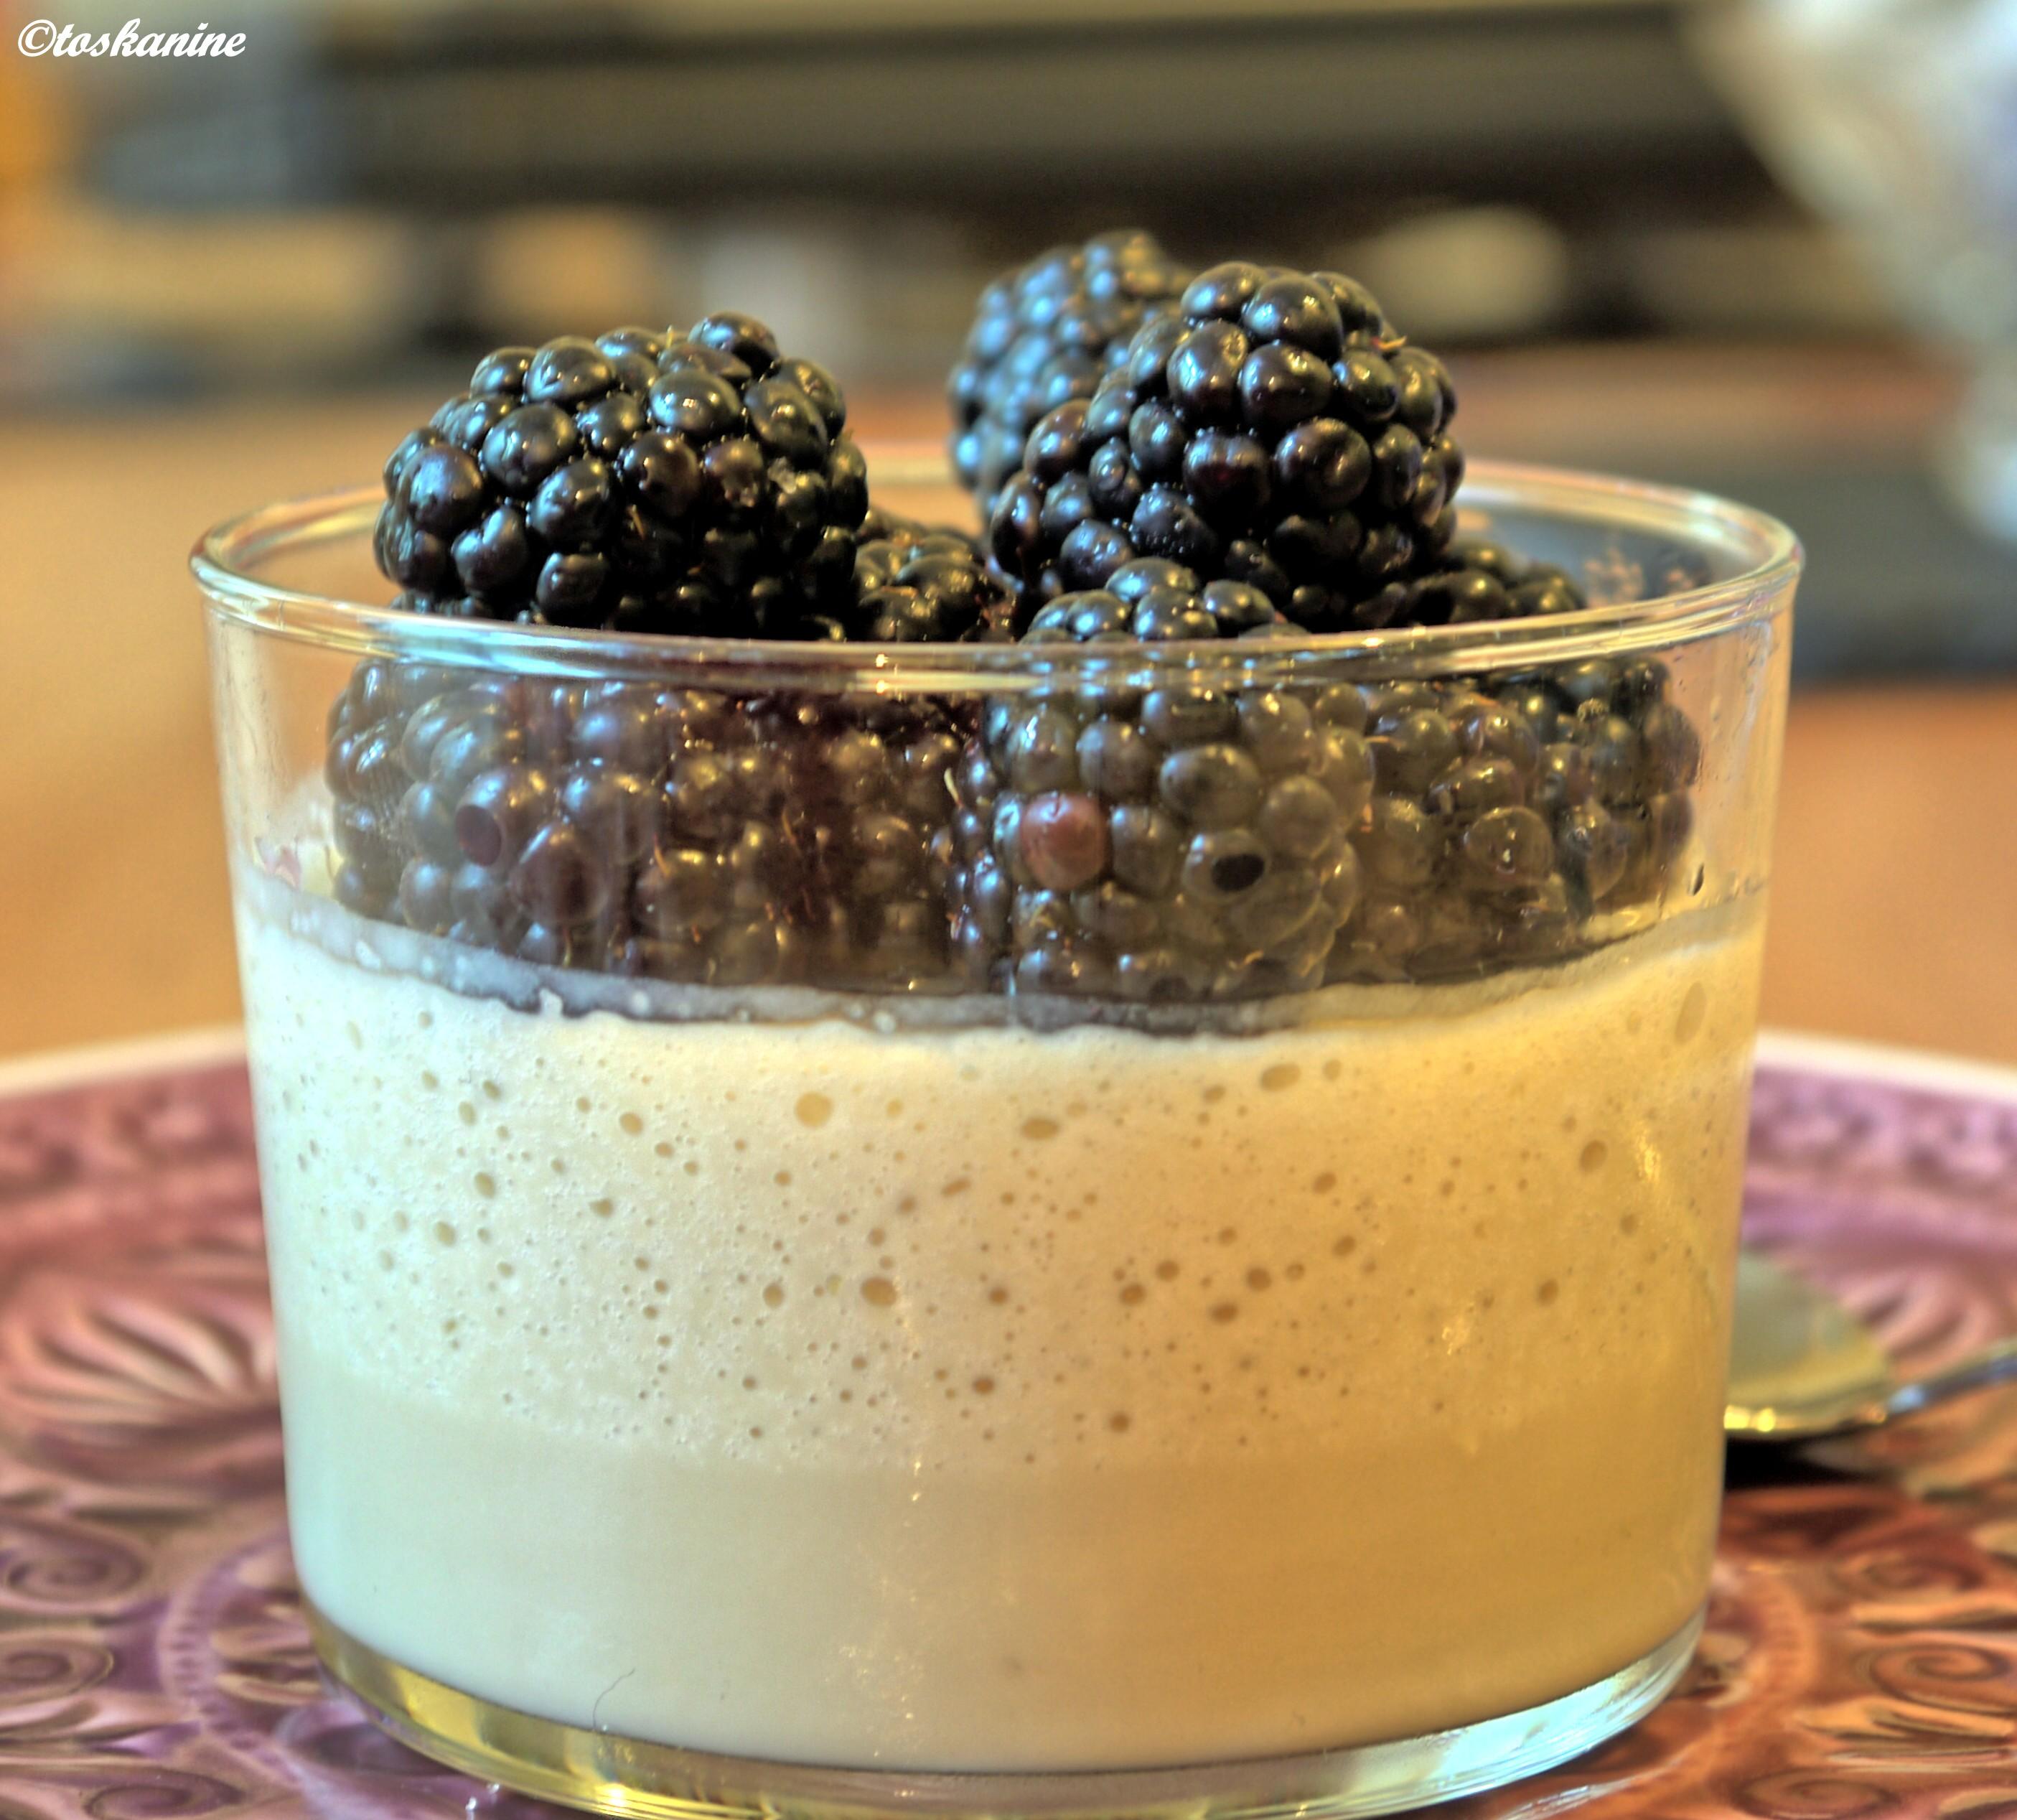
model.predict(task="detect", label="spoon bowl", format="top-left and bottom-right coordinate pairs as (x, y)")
top-left (1726, 1249), bottom-right (2017, 1440)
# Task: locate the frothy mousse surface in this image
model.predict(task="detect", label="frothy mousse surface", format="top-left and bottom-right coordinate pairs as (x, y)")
top-left (240, 885), bottom-right (1763, 1773)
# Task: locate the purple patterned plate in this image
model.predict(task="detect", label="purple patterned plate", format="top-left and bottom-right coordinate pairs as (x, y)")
top-left (4, 1029), bottom-right (2017, 1820)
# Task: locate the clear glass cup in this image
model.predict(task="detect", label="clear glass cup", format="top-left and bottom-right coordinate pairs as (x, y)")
top-left (195, 458), bottom-right (1799, 1820)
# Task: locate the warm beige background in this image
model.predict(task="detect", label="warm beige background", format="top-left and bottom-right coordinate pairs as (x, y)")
top-left (4, 347), bottom-right (2011, 1064)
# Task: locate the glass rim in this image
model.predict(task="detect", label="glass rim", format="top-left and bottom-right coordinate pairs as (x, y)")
top-left (192, 455), bottom-right (1801, 688)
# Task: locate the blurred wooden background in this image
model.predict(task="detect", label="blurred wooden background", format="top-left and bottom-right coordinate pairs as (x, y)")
top-left (5, 347), bottom-right (2015, 1065)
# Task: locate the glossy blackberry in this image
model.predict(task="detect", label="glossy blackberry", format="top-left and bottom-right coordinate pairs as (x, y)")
top-left (947, 559), bottom-right (1372, 1000)
top-left (845, 515), bottom-right (1016, 643)
top-left (988, 264), bottom-right (1464, 635)
top-left (374, 314), bottom-right (868, 639)
top-left (950, 230), bottom-right (1190, 512)
top-left (322, 652), bottom-right (974, 990)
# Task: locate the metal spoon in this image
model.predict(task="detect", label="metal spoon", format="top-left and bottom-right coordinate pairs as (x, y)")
top-left (1726, 1249), bottom-right (2017, 1440)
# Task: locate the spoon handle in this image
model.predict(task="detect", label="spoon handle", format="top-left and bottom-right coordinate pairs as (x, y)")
top-left (1888, 1337), bottom-right (2017, 1422)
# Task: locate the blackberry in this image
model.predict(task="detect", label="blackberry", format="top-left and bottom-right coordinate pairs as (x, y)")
top-left (946, 559), bottom-right (1375, 1001)
top-left (950, 230), bottom-right (1190, 512)
top-left (988, 263), bottom-right (1464, 635)
top-left (327, 663), bottom-right (799, 979)
top-left (374, 314), bottom-right (869, 639)
top-left (323, 657), bottom-right (976, 991)
top-left (1404, 536), bottom-right (1589, 626)
top-left (333, 370), bottom-right (1021, 990)
top-left (1331, 554), bottom-right (1705, 983)
top-left (942, 531), bottom-right (1708, 999)
top-left (844, 513), bottom-right (1016, 643)
top-left (774, 692), bottom-right (968, 984)
top-left (324, 660), bottom-right (448, 920)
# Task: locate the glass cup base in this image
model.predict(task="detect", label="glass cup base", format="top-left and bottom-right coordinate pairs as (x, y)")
top-left (308, 1603), bottom-right (1703, 1820)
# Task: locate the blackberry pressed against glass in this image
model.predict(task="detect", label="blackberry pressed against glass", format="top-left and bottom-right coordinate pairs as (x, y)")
top-left (945, 545), bottom-right (1698, 1002)
top-left (204, 260), bottom-right (1798, 1820)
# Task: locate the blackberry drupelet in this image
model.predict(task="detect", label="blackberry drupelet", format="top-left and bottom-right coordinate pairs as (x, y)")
top-left (946, 559), bottom-right (1377, 1001)
top-left (374, 314), bottom-right (869, 639)
top-left (988, 263), bottom-right (1464, 635)
top-left (950, 230), bottom-right (1190, 513)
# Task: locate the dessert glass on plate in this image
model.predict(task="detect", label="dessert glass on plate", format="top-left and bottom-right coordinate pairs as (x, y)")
top-left (195, 457), bottom-right (1798, 1820)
